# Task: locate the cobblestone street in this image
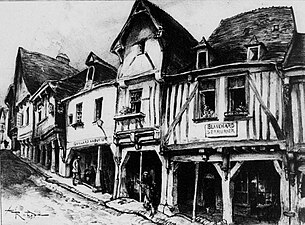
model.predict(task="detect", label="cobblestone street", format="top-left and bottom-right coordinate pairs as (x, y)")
top-left (0, 150), bottom-right (157, 225)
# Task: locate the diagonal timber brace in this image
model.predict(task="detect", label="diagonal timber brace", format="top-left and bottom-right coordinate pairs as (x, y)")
top-left (247, 72), bottom-right (285, 140)
top-left (163, 82), bottom-right (199, 145)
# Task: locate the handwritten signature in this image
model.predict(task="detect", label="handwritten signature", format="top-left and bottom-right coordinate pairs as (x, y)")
top-left (5, 206), bottom-right (49, 221)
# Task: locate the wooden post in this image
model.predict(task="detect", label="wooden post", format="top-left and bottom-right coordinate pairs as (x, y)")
top-left (32, 145), bottom-right (37, 163)
top-left (29, 143), bottom-right (33, 161)
top-left (95, 146), bottom-right (102, 188)
top-left (39, 145), bottom-right (44, 166)
top-left (139, 151), bottom-right (143, 202)
top-left (273, 160), bottom-right (291, 225)
top-left (45, 144), bottom-right (50, 169)
top-left (50, 141), bottom-right (56, 173)
top-left (192, 162), bottom-right (200, 222)
top-left (214, 161), bottom-right (243, 225)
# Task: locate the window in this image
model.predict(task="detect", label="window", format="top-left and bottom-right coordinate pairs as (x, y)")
top-left (68, 114), bottom-right (73, 125)
top-left (195, 79), bottom-right (217, 120)
top-left (38, 105), bottom-right (42, 122)
top-left (197, 51), bottom-right (208, 69)
top-left (84, 66), bottom-right (95, 90)
top-left (25, 107), bottom-right (29, 125)
top-left (20, 112), bottom-right (24, 126)
top-left (76, 103), bottom-right (83, 123)
top-left (95, 97), bottom-right (103, 121)
top-left (226, 76), bottom-right (248, 117)
top-left (136, 41), bottom-right (145, 55)
top-left (87, 67), bottom-right (94, 81)
top-left (44, 99), bottom-right (48, 118)
top-left (247, 46), bottom-right (259, 61)
top-left (130, 90), bottom-right (142, 113)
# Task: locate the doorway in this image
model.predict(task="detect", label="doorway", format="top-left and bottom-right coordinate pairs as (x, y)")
top-left (125, 150), bottom-right (162, 205)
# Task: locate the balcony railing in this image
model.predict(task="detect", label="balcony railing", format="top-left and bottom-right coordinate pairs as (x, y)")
top-left (114, 112), bottom-right (145, 131)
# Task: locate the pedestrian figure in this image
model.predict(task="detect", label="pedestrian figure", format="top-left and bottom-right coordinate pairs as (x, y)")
top-left (142, 171), bottom-right (156, 216)
top-left (84, 166), bottom-right (96, 186)
top-left (72, 155), bottom-right (81, 186)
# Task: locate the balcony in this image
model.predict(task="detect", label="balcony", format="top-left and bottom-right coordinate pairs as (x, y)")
top-left (113, 111), bottom-right (160, 149)
top-left (114, 112), bottom-right (146, 131)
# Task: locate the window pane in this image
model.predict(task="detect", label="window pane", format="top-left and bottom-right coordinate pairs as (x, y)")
top-left (76, 103), bottom-right (83, 122)
top-left (95, 98), bottom-right (103, 120)
top-left (197, 79), bottom-right (216, 118)
top-left (130, 90), bottom-right (142, 113)
top-left (198, 52), bottom-right (207, 69)
top-left (227, 76), bottom-right (247, 114)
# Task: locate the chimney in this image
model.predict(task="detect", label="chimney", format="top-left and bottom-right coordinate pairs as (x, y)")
top-left (56, 53), bottom-right (70, 65)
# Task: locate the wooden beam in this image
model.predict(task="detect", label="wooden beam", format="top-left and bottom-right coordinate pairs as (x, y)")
top-left (230, 152), bottom-right (282, 162)
top-left (192, 162), bottom-right (199, 222)
top-left (231, 162), bottom-right (243, 180)
top-left (247, 72), bottom-right (284, 140)
top-left (165, 139), bottom-right (286, 151)
top-left (172, 154), bottom-right (222, 163)
top-left (273, 160), bottom-right (283, 176)
top-left (163, 82), bottom-right (199, 144)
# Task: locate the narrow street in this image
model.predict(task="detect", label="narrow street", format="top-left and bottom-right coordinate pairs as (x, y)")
top-left (0, 150), bottom-right (157, 225)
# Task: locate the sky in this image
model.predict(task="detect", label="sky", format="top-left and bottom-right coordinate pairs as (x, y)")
top-left (1, 0), bottom-right (305, 105)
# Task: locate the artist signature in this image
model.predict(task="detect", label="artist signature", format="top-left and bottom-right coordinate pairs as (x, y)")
top-left (5, 206), bottom-right (49, 221)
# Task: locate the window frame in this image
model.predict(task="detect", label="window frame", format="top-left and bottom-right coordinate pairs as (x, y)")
top-left (76, 103), bottom-right (83, 123)
top-left (25, 107), bottom-right (29, 126)
top-left (194, 78), bottom-right (218, 121)
top-left (94, 97), bottom-right (103, 122)
top-left (247, 45), bottom-right (260, 61)
top-left (196, 50), bottom-right (209, 69)
top-left (129, 89), bottom-right (142, 113)
top-left (68, 114), bottom-right (73, 125)
top-left (225, 75), bottom-right (249, 118)
top-left (38, 104), bottom-right (43, 122)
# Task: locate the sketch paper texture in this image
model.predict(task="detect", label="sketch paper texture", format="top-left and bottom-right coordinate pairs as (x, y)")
top-left (1, 1), bottom-right (305, 225)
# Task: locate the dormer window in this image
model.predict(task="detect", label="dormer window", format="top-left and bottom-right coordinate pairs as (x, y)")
top-left (84, 66), bottom-right (95, 89)
top-left (245, 36), bottom-right (266, 61)
top-left (197, 50), bottom-right (209, 69)
top-left (247, 46), bottom-right (259, 61)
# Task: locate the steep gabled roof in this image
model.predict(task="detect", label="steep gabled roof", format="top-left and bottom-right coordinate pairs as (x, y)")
top-left (4, 84), bottom-right (14, 106)
top-left (111, 0), bottom-right (198, 75)
top-left (56, 53), bottom-right (117, 101)
top-left (207, 6), bottom-right (295, 66)
top-left (16, 47), bottom-right (79, 95)
top-left (283, 32), bottom-right (305, 69)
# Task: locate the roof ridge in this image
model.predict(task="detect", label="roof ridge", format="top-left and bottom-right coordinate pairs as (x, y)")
top-left (220, 6), bottom-right (292, 24)
top-left (18, 47), bottom-right (78, 72)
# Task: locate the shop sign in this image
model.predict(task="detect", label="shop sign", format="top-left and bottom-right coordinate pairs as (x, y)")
top-left (69, 137), bottom-right (106, 148)
top-left (205, 121), bottom-right (237, 138)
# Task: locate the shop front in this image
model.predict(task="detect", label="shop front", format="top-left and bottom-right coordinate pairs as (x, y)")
top-left (121, 150), bottom-right (162, 203)
top-left (65, 137), bottom-right (115, 193)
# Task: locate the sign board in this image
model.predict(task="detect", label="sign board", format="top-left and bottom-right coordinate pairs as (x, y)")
top-left (205, 121), bottom-right (237, 138)
top-left (68, 136), bottom-right (107, 148)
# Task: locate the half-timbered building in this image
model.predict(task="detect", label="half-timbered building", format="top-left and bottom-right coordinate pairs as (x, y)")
top-left (161, 6), bottom-right (298, 225)
top-left (283, 32), bottom-right (305, 225)
top-left (110, 0), bottom-right (197, 204)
